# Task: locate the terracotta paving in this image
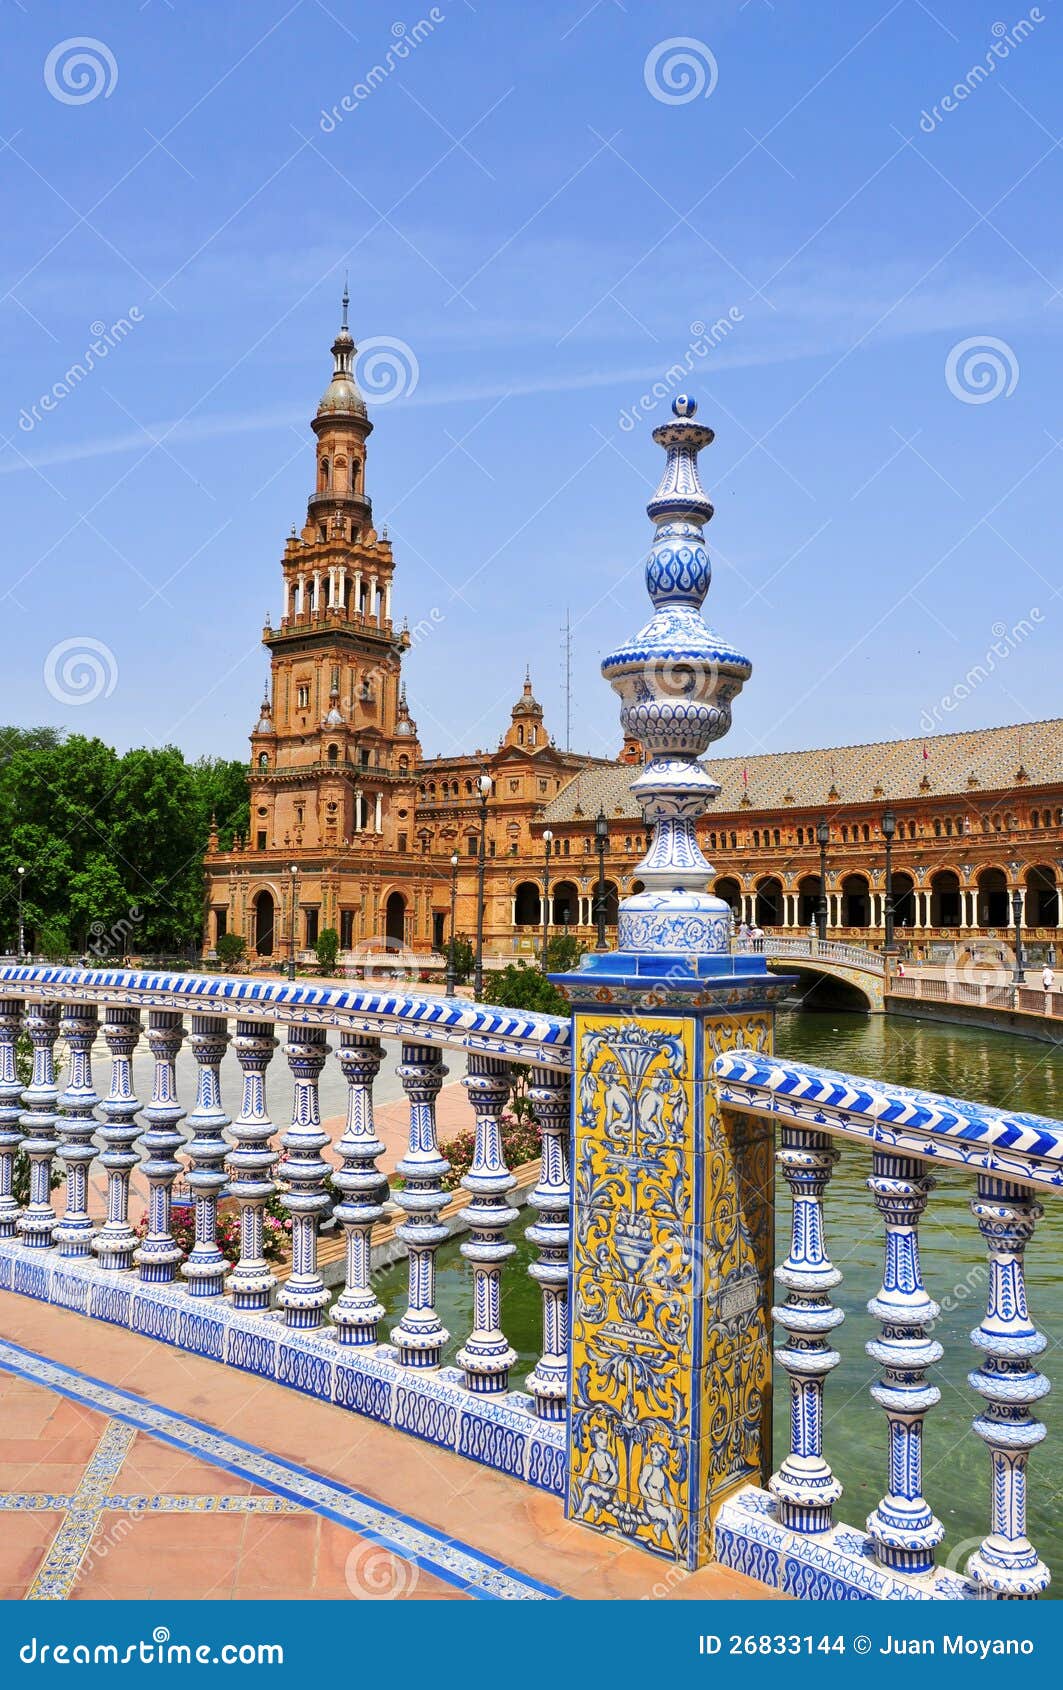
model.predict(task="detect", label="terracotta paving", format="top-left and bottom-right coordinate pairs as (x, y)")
top-left (0, 1296), bottom-right (777, 1602)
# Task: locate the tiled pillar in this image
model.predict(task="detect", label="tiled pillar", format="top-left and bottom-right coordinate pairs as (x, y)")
top-left (563, 965), bottom-right (783, 1570)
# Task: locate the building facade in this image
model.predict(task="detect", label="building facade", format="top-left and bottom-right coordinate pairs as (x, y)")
top-left (204, 311), bottom-right (1063, 968)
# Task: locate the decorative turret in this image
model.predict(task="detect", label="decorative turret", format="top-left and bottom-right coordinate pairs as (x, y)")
top-left (255, 691), bottom-right (274, 735)
top-left (601, 394), bottom-right (751, 955)
top-left (504, 668), bottom-right (546, 750)
top-left (394, 682), bottom-right (417, 739)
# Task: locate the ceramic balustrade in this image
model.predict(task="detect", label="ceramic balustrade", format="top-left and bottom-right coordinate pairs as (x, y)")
top-left (0, 966), bottom-right (573, 1447)
top-left (712, 1047), bottom-right (1062, 1599)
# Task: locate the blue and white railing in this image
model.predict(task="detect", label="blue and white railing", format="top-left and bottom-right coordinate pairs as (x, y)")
top-left (713, 1050), bottom-right (1063, 1600)
top-left (0, 964), bottom-right (573, 1492)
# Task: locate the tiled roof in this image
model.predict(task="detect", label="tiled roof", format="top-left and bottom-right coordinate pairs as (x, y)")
top-left (543, 719), bottom-right (1063, 823)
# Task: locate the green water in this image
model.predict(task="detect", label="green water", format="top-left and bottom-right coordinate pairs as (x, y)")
top-left (371, 1010), bottom-right (1063, 1575)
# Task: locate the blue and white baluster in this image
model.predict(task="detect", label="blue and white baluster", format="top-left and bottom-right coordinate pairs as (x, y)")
top-left (54, 1006), bottom-right (100, 1258)
top-left (277, 1025), bottom-right (332, 1330)
top-left (331, 1034), bottom-right (387, 1345)
top-left (524, 1067), bottom-right (572, 1420)
top-left (456, 1055), bottom-right (516, 1393)
top-left (0, 1002), bottom-right (24, 1238)
top-left (16, 1003), bottom-right (63, 1250)
top-left (865, 1152), bottom-right (944, 1573)
top-left (770, 1126), bottom-right (845, 1532)
top-left (133, 1011), bottom-right (187, 1283)
top-left (390, 1043), bottom-right (450, 1368)
top-left (965, 1175), bottom-right (1050, 1599)
top-left (226, 1021), bottom-right (279, 1312)
top-left (181, 1016), bottom-right (231, 1297)
top-left (92, 1011), bottom-right (142, 1271)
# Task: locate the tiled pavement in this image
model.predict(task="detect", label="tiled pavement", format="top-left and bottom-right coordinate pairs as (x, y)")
top-left (0, 1298), bottom-right (776, 1602)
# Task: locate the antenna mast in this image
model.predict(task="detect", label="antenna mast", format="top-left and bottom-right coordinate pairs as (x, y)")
top-left (560, 608), bottom-right (573, 751)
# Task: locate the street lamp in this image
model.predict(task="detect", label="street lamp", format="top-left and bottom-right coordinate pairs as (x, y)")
top-left (473, 770), bottom-right (492, 1000)
top-left (816, 821), bottom-right (829, 943)
top-left (287, 864), bottom-right (299, 981)
top-left (593, 808), bottom-right (609, 950)
top-left (541, 829), bottom-right (553, 971)
top-left (16, 866), bottom-right (25, 961)
top-left (1011, 887), bottom-right (1024, 986)
top-left (445, 851), bottom-right (459, 996)
top-left (881, 808), bottom-right (896, 953)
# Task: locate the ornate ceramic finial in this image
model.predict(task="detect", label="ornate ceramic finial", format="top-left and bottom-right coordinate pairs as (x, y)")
top-left (601, 394), bottom-right (751, 956)
top-left (341, 274), bottom-right (349, 330)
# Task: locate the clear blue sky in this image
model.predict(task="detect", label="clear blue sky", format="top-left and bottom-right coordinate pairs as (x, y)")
top-left (2, 0), bottom-right (1060, 767)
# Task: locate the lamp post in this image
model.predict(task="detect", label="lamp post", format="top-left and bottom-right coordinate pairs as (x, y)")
top-left (593, 808), bottom-right (609, 950)
top-left (16, 866), bottom-right (25, 960)
top-left (1012, 887), bottom-right (1024, 987)
top-left (445, 851), bottom-right (459, 996)
top-left (287, 864), bottom-right (299, 981)
top-left (816, 820), bottom-right (829, 943)
top-left (541, 829), bottom-right (553, 970)
top-left (881, 808), bottom-right (896, 954)
top-left (473, 771), bottom-right (492, 1000)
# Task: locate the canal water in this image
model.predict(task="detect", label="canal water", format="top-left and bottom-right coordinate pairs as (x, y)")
top-left (370, 1010), bottom-right (1063, 1579)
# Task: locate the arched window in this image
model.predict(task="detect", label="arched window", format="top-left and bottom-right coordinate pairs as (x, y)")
top-left (517, 725), bottom-right (524, 745)
top-left (398, 755), bottom-right (409, 774)
top-left (258, 752), bottom-right (269, 768)
top-left (350, 460), bottom-right (360, 490)
top-left (319, 458), bottom-right (330, 491)
top-left (327, 744), bottom-right (338, 764)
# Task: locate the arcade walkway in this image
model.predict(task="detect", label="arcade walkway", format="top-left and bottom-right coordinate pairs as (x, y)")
top-left (0, 1298), bottom-right (776, 1602)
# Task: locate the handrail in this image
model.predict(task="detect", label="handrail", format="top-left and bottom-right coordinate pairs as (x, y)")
top-left (762, 936), bottom-right (886, 972)
top-left (712, 1047), bottom-right (1063, 1191)
top-left (0, 963), bottom-right (572, 1071)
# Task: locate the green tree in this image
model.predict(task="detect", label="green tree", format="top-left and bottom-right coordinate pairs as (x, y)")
top-left (482, 960), bottom-right (569, 1017)
top-left (215, 932), bottom-right (247, 970)
top-left (315, 926), bottom-right (339, 975)
top-left (448, 933), bottom-right (474, 984)
top-left (545, 932), bottom-right (581, 972)
top-left (190, 756), bottom-right (250, 851)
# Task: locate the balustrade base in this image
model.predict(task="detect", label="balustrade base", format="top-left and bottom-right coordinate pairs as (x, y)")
top-left (0, 1237), bottom-right (566, 1499)
top-left (715, 1487), bottom-right (982, 1600)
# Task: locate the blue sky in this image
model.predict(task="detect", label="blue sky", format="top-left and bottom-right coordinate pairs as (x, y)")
top-left (2, 0), bottom-right (1060, 767)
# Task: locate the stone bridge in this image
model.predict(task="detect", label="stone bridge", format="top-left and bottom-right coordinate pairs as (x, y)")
top-left (741, 935), bottom-right (886, 1012)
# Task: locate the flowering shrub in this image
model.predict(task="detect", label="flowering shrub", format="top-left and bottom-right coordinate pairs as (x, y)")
top-left (134, 1193), bottom-right (292, 1264)
top-left (438, 1110), bottom-right (542, 1192)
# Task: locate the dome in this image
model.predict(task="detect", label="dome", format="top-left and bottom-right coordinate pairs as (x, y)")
top-left (317, 330), bottom-right (366, 419)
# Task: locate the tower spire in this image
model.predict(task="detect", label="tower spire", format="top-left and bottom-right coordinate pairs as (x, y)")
top-left (341, 274), bottom-right (349, 331)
